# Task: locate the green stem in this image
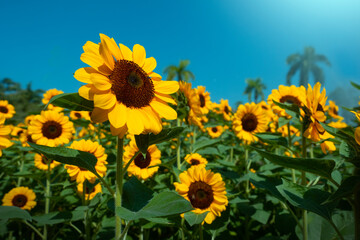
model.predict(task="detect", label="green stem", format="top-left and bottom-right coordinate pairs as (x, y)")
top-left (301, 130), bottom-right (308, 240)
top-left (176, 118), bottom-right (182, 169)
top-left (119, 220), bottom-right (133, 240)
top-left (199, 224), bottom-right (203, 240)
top-left (23, 220), bottom-right (44, 239)
top-left (115, 137), bottom-right (124, 240)
top-left (122, 152), bottom-right (140, 175)
top-left (287, 123), bottom-right (297, 184)
top-left (245, 147), bottom-right (250, 195)
top-left (284, 202), bottom-right (303, 232)
top-left (17, 152), bottom-right (24, 186)
top-left (83, 184), bottom-right (91, 240)
top-left (43, 159), bottom-right (51, 240)
top-left (354, 182), bottom-right (360, 240)
top-left (328, 219), bottom-right (345, 240)
top-left (229, 147), bottom-right (234, 162)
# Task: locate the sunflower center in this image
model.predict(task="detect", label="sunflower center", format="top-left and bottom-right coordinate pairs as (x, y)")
top-left (41, 157), bottom-right (53, 165)
top-left (188, 181), bottom-right (214, 209)
top-left (199, 94), bottom-right (206, 108)
top-left (75, 113), bottom-right (82, 119)
top-left (224, 106), bottom-right (230, 114)
top-left (17, 130), bottom-right (24, 136)
top-left (211, 127), bottom-right (218, 133)
top-left (134, 151), bottom-right (151, 169)
top-left (42, 121), bottom-right (62, 139)
top-left (109, 60), bottom-right (155, 108)
top-left (317, 104), bottom-right (324, 113)
top-left (190, 159), bottom-right (200, 165)
top-left (12, 194), bottom-right (28, 208)
top-left (85, 186), bottom-right (96, 194)
top-left (242, 113), bottom-right (258, 132)
top-left (279, 95), bottom-right (301, 106)
top-left (333, 108), bottom-right (338, 115)
top-left (0, 106), bottom-right (9, 113)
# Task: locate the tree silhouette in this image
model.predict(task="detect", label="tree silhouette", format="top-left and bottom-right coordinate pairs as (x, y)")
top-left (163, 60), bottom-right (195, 82)
top-left (243, 78), bottom-right (266, 103)
top-left (286, 46), bottom-right (331, 86)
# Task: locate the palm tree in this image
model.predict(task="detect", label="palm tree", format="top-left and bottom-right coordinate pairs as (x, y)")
top-left (163, 60), bottom-right (195, 82)
top-left (243, 78), bottom-right (266, 103)
top-left (286, 46), bottom-right (331, 86)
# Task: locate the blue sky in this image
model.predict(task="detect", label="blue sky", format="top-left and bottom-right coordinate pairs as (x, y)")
top-left (1, 0), bottom-right (359, 108)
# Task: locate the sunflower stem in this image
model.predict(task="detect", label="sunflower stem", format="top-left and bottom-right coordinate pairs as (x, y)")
top-left (229, 147), bottom-right (234, 163)
top-left (43, 158), bottom-right (51, 240)
top-left (301, 129), bottom-right (308, 240)
top-left (115, 137), bottom-right (124, 240)
top-left (17, 151), bottom-right (24, 186)
top-left (199, 224), bottom-right (203, 240)
top-left (119, 220), bottom-right (133, 240)
top-left (245, 147), bottom-right (250, 195)
top-left (122, 152), bottom-right (140, 176)
top-left (23, 220), bottom-right (44, 239)
top-left (176, 118), bottom-right (182, 169)
top-left (287, 123), bottom-right (297, 184)
top-left (83, 183), bottom-right (91, 240)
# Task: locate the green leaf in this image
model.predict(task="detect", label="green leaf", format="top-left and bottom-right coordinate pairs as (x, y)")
top-left (116, 191), bottom-right (193, 221)
top-left (122, 177), bottom-right (153, 212)
top-left (0, 206), bottom-right (32, 222)
top-left (28, 142), bottom-right (98, 177)
top-left (327, 176), bottom-right (360, 202)
top-left (196, 147), bottom-right (221, 156)
top-left (255, 133), bottom-right (288, 147)
top-left (251, 147), bottom-right (335, 179)
top-left (273, 100), bottom-right (300, 118)
top-left (135, 134), bottom-right (150, 154)
top-left (276, 179), bottom-right (336, 220)
top-left (46, 93), bottom-right (94, 111)
top-left (193, 138), bottom-right (221, 153)
top-left (33, 211), bottom-right (73, 225)
top-left (184, 212), bottom-right (208, 226)
top-left (251, 203), bottom-right (271, 224)
top-left (249, 172), bottom-right (286, 202)
top-left (351, 81), bottom-right (360, 90)
top-left (278, 117), bottom-right (291, 128)
top-left (148, 127), bottom-right (184, 145)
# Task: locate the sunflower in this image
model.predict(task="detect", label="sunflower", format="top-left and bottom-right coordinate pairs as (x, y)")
top-left (11, 124), bottom-right (25, 138)
top-left (267, 85), bottom-right (306, 118)
top-left (326, 100), bottom-right (342, 120)
top-left (207, 126), bottom-right (224, 138)
top-left (174, 166), bottom-right (228, 224)
top-left (64, 139), bottom-right (108, 183)
top-left (70, 111), bottom-right (91, 121)
top-left (351, 111), bottom-right (360, 145)
top-left (195, 86), bottom-right (212, 115)
top-left (28, 111), bottom-right (74, 147)
top-left (320, 141), bottom-right (336, 154)
top-left (303, 83), bottom-right (329, 142)
top-left (328, 120), bottom-right (347, 129)
top-left (0, 115), bottom-right (13, 157)
top-left (24, 115), bottom-right (36, 126)
top-left (278, 124), bottom-right (300, 138)
top-left (42, 89), bottom-right (64, 112)
top-left (185, 153), bottom-right (208, 167)
top-left (19, 129), bottom-right (36, 147)
top-left (0, 100), bottom-right (16, 119)
top-left (213, 99), bottom-right (232, 121)
top-left (123, 139), bottom-right (161, 180)
top-left (179, 81), bottom-right (202, 116)
top-left (232, 103), bottom-right (268, 144)
top-left (187, 110), bottom-right (205, 131)
top-left (2, 187), bottom-right (36, 210)
top-left (77, 182), bottom-right (102, 201)
top-left (75, 34), bottom-right (179, 137)
top-left (34, 153), bottom-right (61, 171)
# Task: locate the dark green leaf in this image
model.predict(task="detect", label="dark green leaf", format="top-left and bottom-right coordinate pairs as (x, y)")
top-left (327, 176), bottom-right (360, 202)
top-left (28, 142), bottom-right (98, 177)
top-left (278, 117), bottom-right (291, 128)
top-left (116, 191), bottom-right (192, 221)
top-left (255, 133), bottom-right (288, 147)
top-left (135, 134), bottom-right (150, 154)
top-left (46, 93), bottom-right (94, 111)
top-left (148, 127), bottom-right (184, 145)
top-left (251, 203), bottom-right (271, 224)
top-left (0, 206), bottom-right (32, 222)
top-left (276, 179), bottom-right (336, 220)
top-left (122, 177), bottom-right (153, 212)
top-left (184, 212), bottom-right (208, 226)
top-left (351, 81), bottom-right (360, 90)
top-left (193, 138), bottom-right (221, 153)
top-left (251, 147), bottom-right (335, 179)
top-left (273, 100), bottom-right (300, 117)
top-left (196, 147), bottom-right (221, 156)
top-left (249, 172), bottom-right (286, 202)
top-left (33, 211), bottom-right (73, 225)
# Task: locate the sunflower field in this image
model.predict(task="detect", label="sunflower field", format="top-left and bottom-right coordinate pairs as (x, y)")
top-left (0, 34), bottom-right (359, 240)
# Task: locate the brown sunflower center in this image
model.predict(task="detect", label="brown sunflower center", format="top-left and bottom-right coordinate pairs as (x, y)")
top-left (242, 113), bottom-right (258, 132)
top-left (279, 95), bottom-right (301, 106)
top-left (333, 108), bottom-right (338, 115)
top-left (0, 106), bottom-right (9, 113)
top-left (12, 194), bottom-right (28, 208)
top-left (85, 186), bottom-right (96, 194)
top-left (190, 159), bottom-right (200, 165)
top-left (134, 151), bottom-right (151, 169)
top-left (188, 181), bottom-right (214, 209)
top-left (75, 113), bottom-right (82, 119)
top-left (42, 121), bottom-right (62, 139)
top-left (41, 157), bottom-right (53, 165)
top-left (109, 60), bottom-right (155, 108)
top-left (17, 130), bottom-right (24, 136)
top-left (317, 104), bottom-right (324, 113)
top-left (199, 94), bottom-right (206, 108)
top-left (27, 134), bottom-right (35, 143)
top-left (224, 106), bottom-right (230, 114)
top-left (211, 127), bottom-right (218, 133)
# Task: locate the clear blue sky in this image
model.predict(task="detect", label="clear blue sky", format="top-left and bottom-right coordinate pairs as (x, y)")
top-left (1, 0), bottom-right (359, 108)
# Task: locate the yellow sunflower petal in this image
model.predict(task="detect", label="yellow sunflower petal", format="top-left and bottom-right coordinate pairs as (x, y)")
top-left (127, 109), bottom-right (145, 135)
top-left (99, 33), bottom-right (122, 61)
top-left (150, 99), bottom-right (177, 120)
top-left (108, 103), bottom-right (127, 128)
top-left (91, 107), bottom-right (109, 123)
top-left (91, 73), bottom-right (112, 91)
top-left (93, 92), bottom-right (116, 109)
top-left (133, 44), bottom-right (146, 67)
top-left (119, 44), bottom-right (132, 61)
top-left (154, 81), bottom-right (179, 94)
top-left (143, 57), bottom-right (157, 73)
top-left (74, 67), bottom-right (98, 84)
top-left (99, 34), bottom-right (115, 69)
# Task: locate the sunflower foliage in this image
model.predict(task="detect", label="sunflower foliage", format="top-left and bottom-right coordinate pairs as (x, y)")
top-left (0, 36), bottom-right (359, 240)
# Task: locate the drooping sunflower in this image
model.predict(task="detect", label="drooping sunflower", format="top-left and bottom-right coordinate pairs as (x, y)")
top-left (28, 111), bottom-right (74, 147)
top-left (213, 99), bottom-right (232, 121)
top-left (320, 141), bottom-right (336, 154)
top-left (11, 124), bottom-right (25, 138)
top-left (185, 153), bottom-right (208, 168)
top-left (42, 89), bottom-right (64, 112)
top-left (77, 182), bottom-right (102, 201)
top-left (174, 166), bottom-right (228, 224)
top-left (0, 100), bottom-right (16, 119)
top-left (70, 111), bottom-right (91, 121)
top-left (0, 115), bottom-right (13, 157)
top-left (64, 139), bottom-right (108, 183)
top-left (326, 100), bottom-right (342, 120)
top-left (2, 187), bottom-right (36, 210)
top-left (179, 81), bottom-right (202, 117)
top-left (123, 139), bottom-right (161, 180)
top-left (303, 83), bottom-right (330, 142)
top-left (232, 103), bottom-right (268, 144)
top-left (34, 153), bottom-right (61, 171)
top-left (24, 115), bottom-right (36, 126)
top-left (267, 85), bottom-right (306, 118)
top-left (207, 126), bottom-right (224, 138)
top-left (75, 34), bottom-right (179, 137)
top-left (194, 86), bottom-right (212, 115)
